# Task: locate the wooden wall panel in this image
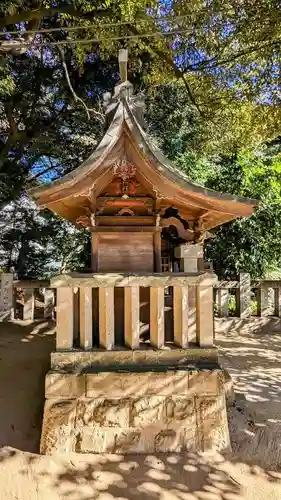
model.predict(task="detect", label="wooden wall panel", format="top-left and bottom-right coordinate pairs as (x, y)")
top-left (97, 232), bottom-right (154, 273)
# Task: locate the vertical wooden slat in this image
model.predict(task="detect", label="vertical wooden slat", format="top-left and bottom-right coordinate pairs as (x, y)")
top-left (23, 288), bottom-right (35, 321)
top-left (44, 288), bottom-right (54, 319)
top-left (99, 287), bottom-right (114, 349)
top-left (173, 286), bottom-right (189, 348)
top-left (257, 286), bottom-right (268, 317)
top-left (124, 286), bottom-right (140, 349)
top-left (80, 287), bottom-right (93, 350)
top-left (274, 287), bottom-right (281, 317)
top-left (196, 284), bottom-right (214, 347)
top-left (217, 289), bottom-right (229, 318)
top-left (150, 286), bottom-right (165, 348)
top-left (56, 287), bottom-right (73, 350)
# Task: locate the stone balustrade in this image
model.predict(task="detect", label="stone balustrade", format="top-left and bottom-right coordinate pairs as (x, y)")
top-left (214, 272), bottom-right (281, 318)
top-left (51, 272), bottom-right (217, 352)
top-left (12, 280), bottom-right (54, 320)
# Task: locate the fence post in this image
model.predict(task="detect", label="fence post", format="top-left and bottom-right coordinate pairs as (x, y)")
top-left (274, 286), bottom-right (281, 317)
top-left (23, 288), bottom-right (35, 321)
top-left (257, 285), bottom-right (268, 317)
top-left (217, 289), bottom-right (229, 317)
top-left (0, 273), bottom-right (13, 321)
top-left (237, 273), bottom-right (251, 318)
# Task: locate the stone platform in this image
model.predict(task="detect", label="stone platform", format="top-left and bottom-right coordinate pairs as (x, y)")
top-left (40, 350), bottom-right (230, 454)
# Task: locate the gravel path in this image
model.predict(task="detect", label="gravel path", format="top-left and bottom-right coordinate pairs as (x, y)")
top-left (0, 320), bottom-right (280, 500)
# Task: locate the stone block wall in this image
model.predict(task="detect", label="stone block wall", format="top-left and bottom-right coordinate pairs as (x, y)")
top-left (40, 368), bottom-right (230, 454)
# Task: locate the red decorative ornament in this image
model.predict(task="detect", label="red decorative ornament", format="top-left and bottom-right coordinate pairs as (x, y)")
top-left (129, 181), bottom-right (137, 195)
top-left (113, 159), bottom-right (136, 181)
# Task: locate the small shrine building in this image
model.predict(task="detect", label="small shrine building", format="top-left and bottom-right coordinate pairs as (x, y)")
top-left (30, 51), bottom-right (257, 455)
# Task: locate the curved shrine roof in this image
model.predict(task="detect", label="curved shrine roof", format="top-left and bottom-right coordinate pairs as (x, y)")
top-left (29, 78), bottom-right (258, 231)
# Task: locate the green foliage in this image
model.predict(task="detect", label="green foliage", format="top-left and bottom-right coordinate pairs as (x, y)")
top-left (2, 1), bottom-right (281, 278)
top-left (0, 199), bottom-right (91, 278)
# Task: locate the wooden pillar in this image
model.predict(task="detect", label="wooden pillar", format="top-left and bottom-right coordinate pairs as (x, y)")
top-left (23, 288), bottom-right (35, 321)
top-left (217, 289), bottom-right (229, 317)
top-left (274, 287), bottom-right (281, 317)
top-left (80, 287), bottom-right (93, 350)
top-left (91, 232), bottom-right (98, 272)
top-left (154, 230), bottom-right (162, 272)
top-left (124, 286), bottom-right (140, 349)
top-left (196, 283), bottom-right (214, 347)
top-left (44, 288), bottom-right (54, 319)
top-left (173, 286), bottom-right (189, 348)
top-left (56, 287), bottom-right (74, 350)
top-left (150, 287), bottom-right (165, 348)
top-left (257, 285), bottom-right (268, 317)
top-left (99, 287), bottom-right (114, 349)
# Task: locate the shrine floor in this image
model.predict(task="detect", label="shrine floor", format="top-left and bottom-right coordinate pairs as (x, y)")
top-left (0, 320), bottom-right (281, 500)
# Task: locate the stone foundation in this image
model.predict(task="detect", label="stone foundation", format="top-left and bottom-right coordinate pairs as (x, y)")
top-left (40, 360), bottom-right (230, 454)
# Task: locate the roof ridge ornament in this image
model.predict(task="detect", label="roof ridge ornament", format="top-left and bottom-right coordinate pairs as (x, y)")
top-left (119, 49), bottom-right (128, 83)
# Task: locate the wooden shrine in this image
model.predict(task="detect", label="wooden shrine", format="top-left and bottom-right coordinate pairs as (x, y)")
top-left (30, 50), bottom-right (257, 454)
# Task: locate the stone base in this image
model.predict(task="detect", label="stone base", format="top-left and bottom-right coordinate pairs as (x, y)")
top-left (40, 362), bottom-right (230, 454)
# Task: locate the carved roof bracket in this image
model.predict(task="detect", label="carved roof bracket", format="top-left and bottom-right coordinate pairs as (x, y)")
top-left (76, 212), bottom-right (96, 230)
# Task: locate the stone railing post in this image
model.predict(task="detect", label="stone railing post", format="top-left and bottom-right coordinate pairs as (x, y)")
top-left (174, 244), bottom-right (203, 345)
top-left (124, 286), bottom-right (140, 349)
top-left (44, 288), bottom-right (55, 319)
top-left (99, 287), bottom-right (115, 349)
top-left (23, 288), bottom-right (35, 321)
top-left (173, 286), bottom-right (189, 347)
top-left (150, 286), bottom-right (165, 348)
top-left (0, 273), bottom-right (13, 321)
top-left (56, 287), bottom-right (74, 350)
top-left (80, 287), bottom-right (93, 350)
top-left (217, 288), bottom-right (229, 317)
top-left (237, 272), bottom-right (251, 318)
top-left (196, 275), bottom-right (217, 347)
top-left (257, 284), bottom-right (268, 317)
top-left (274, 286), bottom-right (281, 317)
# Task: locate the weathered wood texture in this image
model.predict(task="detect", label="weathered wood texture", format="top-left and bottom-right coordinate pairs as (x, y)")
top-left (97, 233), bottom-right (154, 272)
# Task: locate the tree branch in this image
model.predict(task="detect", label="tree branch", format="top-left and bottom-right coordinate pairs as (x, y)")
top-left (55, 44), bottom-right (104, 123)
top-left (0, 6), bottom-right (112, 29)
top-left (4, 103), bottom-right (18, 136)
top-left (128, 24), bottom-right (203, 115)
top-left (26, 158), bottom-right (59, 183)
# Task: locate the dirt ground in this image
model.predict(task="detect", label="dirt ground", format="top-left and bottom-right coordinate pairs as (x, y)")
top-left (0, 320), bottom-right (281, 500)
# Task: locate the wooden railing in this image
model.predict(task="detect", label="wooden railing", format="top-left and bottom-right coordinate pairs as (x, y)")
top-left (51, 273), bottom-right (217, 351)
top-left (214, 272), bottom-right (281, 318)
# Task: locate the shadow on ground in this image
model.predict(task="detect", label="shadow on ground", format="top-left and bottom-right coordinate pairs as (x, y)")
top-left (0, 322), bottom-right (280, 499)
top-left (0, 320), bottom-right (55, 452)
